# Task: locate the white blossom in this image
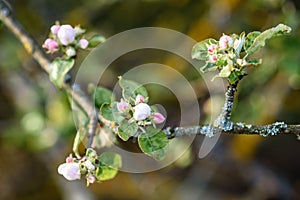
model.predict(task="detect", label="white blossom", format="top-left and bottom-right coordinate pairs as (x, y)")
top-left (133, 103), bottom-right (151, 121)
top-left (57, 25), bottom-right (76, 45)
top-left (58, 162), bottom-right (81, 181)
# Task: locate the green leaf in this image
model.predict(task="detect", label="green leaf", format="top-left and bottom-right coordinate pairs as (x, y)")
top-left (93, 86), bottom-right (115, 108)
top-left (219, 65), bottom-right (232, 78)
top-left (118, 121), bottom-right (138, 141)
top-left (244, 31), bottom-right (261, 52)
top-left (49, 58), bottom-right (75, 89)
top-left (247, 58), bottom-right (262, 66)
top-left (227, 70), bottom-right (246, 85)
top-left (96, 166), bottom-right (118, 181)
top-left (85, 148), bottom-right (98, 159)
top-left (246, 24), bottom-right (292, 56)
top-left (192, 38), bottom-right (217, 60)
top-left (100, 102), bottom-right (124, 122)
top-left (73, 126), bottom-right (87, 158)
top-left (138, 127), bottom-right (169, 161)
top-left (150, 105), bottom-right (159, 112)
top-left (111, 102), bottom-right (125, 123)
top-left (119, 77), bottom-right (148, 103)
top-left (234, 32), bottom-right (245, 55)
top-left (200, 61), bottom-right (218, 73)
top-left (100, 103), bottom-right (114, 121)
top-left (88, 35), bottom-right (106, 48)
top-left (215, 55), bottom-right (227, 67)
top-left (99, 152), bottom-right (122, 168)
top-left (97, 152), bottom-right (122, 181)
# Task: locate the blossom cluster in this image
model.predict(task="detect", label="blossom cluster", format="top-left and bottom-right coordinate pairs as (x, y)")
top-left (206, 33), bottom-right (246, 78)
top-left (58, 149), bottom-right (99, 186)
top-left (116, 94), bottom-right (165, 125)
top-left (43, 23), bottom-right (89, 58)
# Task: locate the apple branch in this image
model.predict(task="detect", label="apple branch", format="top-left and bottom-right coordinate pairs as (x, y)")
top-left (1, 1), bottom-right (299, 143)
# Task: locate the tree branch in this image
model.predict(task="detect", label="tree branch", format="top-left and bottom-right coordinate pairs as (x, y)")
top-left (163, 82), bottom-right (299, 139)
top-left (164, 122), bottom-right (300, 139)
top-left (1, 1), bottom-right (299, 143)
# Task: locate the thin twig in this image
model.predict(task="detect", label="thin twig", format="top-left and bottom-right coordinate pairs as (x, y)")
top-left (214, 83), bottom-right (238, 131)
top-left (87, 110), bottom-right (98, 148)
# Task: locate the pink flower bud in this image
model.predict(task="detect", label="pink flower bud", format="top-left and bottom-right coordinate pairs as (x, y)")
top-left (58, 162), bottom-right (81, 181)
top-left (50, 25), bottom-right (60, 35)
top-left (43, 38), bottom-right (59, 52)
top-left (87, 175), bottom-right (96, 184)
top-left (66, 47), bottom-right (76, 57)
top-left (133, 103), bottom-right (151, 121)
top-left (57, 25), bottom-right (76, 45)
top-left (117, 99), bottom-right (129, 113)
top-left (79, 39), bottom-right (89, 49)
top-left (219, 34), bottom-right (233, 49)
top-left (153, 112), bottom-right (165, 124)
top-left (209, 55), bottom-right (217, 63)
top-left (66, 156), bottom-right (73, 163)
top-left (135, 94), bottom-right (145, 104)
top-left (208, 44), bottom-right (217, 54)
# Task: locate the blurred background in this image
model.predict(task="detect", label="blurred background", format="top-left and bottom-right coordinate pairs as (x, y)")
top-left (0, 0), bottom-right (300, 199)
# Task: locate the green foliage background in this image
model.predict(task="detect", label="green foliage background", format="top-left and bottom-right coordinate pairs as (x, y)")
top-left (0, 0), bottom-right (300, 199)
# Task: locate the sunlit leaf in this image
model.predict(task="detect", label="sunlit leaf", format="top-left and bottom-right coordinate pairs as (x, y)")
top-left (138, 126), bottom-right (168, 161)
top-left (85, 148), bottom-right (98, 158)
top-left (100, 102), bottom-right (124, 122)
top-left (96, 152), bottom-right (122, 181)
top-left (246, 24), bottom-right (292, 56)
top-left (234, 32), bottom-right (245, 55)
top-left (88, 35), bottom-right (106, 48)
top-left (111, 102), bottom-right (125, 123)
top-left (119, 76), bottom-right (148, 103)
top-left (192, 38), bottom-right (217, 60)
top-left (244, 31), bottom-right (261, 53)
top-left (49, 58), bottom-right (75, 89)
top-left (200, 61), bottom-right (217, 73)
top-left (219, 65), bottom-right (232, 78)
top-left (247, 58), bottom-right (262, 66)
top-left (73, 126), bottom-right (87, 158)
top-left (99, 152), bottom-right (122, 168)
top-left (100, 103), bottom-right (114, 121)
top-left (117, 120), bottom-right (138, 141)
top-left (228, 70), bottom-right (246, 85)
top-left (93, 86), bottom-right (115, 108)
